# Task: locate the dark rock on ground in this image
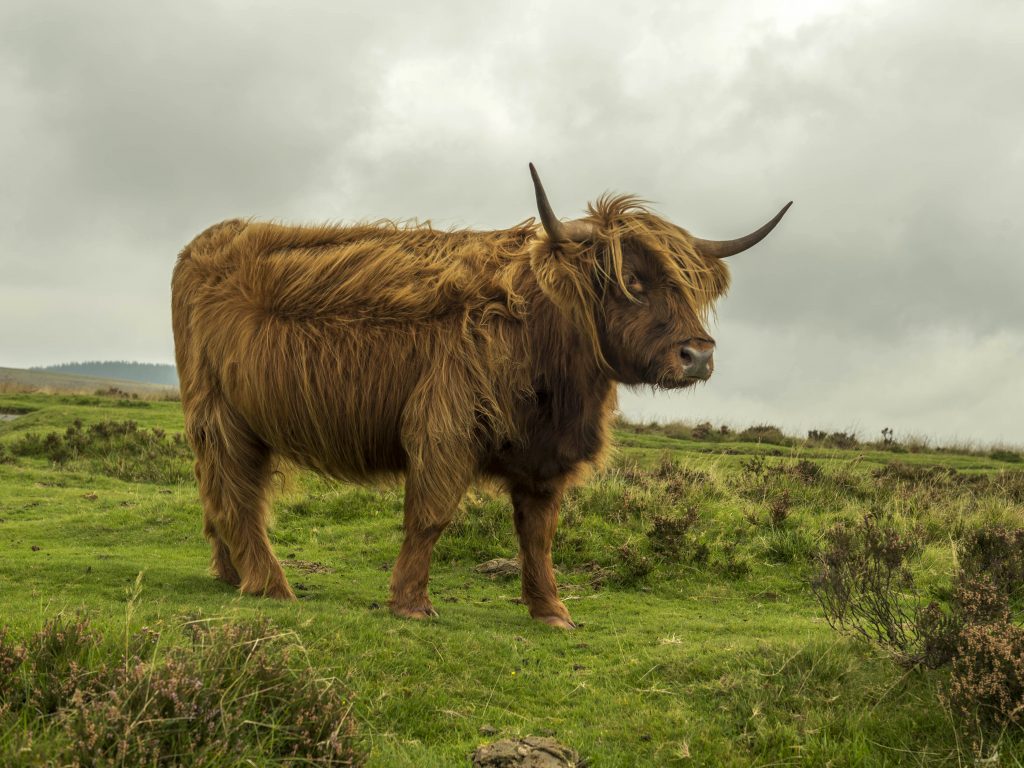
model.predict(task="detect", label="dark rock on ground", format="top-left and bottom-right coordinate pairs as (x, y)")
top-left (471, 736), bottom-right (587, 767)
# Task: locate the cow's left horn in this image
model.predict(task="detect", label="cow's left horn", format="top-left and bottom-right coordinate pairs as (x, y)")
top-left (691, 201), bottom-right (793, 259)
top-left (529, 163), bottom-right (593, 243)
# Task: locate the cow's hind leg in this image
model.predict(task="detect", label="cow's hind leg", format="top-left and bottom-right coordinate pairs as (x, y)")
top-left (389, 468), bottom-right (469, 619)
top-left (206, 520), bottom-right (242, 587)
top-left (512, 483), bottom-right (575, 629)
top-left (194, 462), bottom-right (241, 586)
top-left (192, 403), bottom-right (294, 600)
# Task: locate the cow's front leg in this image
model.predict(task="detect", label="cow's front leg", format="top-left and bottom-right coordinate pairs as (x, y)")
top-left (512, 484), bottom-right (575, 629)
top-left (389, 466), bottom-right (467, 620)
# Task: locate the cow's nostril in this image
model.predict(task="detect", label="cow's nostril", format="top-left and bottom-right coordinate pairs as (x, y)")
top-left (680, 341), bottom-right (714, 380)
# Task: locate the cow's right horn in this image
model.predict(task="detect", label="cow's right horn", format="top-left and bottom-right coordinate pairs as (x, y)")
top-left (529, 163), bottom-right (593, 243)
top-left (691, 202), bottom-right (793, 259)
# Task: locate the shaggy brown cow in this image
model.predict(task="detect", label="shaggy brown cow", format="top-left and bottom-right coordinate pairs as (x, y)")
top-left (171, 165), bottom-right (790, 628)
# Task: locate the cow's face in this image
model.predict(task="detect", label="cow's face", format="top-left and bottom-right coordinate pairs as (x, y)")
top-left (598, 240), bottom-right (723, 389)
top-left (527, 164), bottom-right (790, 386)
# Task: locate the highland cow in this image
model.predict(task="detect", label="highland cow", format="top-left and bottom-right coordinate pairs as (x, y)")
top-left (171, 165), bottom-right (790, 628)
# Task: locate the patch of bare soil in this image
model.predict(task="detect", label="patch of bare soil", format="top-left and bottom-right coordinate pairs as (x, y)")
top-left (281, 559), bottom-right (333, 574)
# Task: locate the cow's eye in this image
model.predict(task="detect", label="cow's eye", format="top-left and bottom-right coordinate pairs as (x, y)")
top-left (625, 273), bottom-right (645, 296)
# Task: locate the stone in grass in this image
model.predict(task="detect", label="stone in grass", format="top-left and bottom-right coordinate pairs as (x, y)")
top-left (475, 558), bottom-right (522, 578)
top-left (471, 736), bottom-right (587, 768)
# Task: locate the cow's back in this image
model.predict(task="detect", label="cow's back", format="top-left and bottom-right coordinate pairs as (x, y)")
top-left (173, 220), bottom-right (436, 478)
top-left (171, 219), bottom-right (523, 481)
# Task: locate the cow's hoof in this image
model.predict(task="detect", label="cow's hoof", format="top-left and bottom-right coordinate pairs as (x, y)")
top-left (390, 601), bottom-right (438, 620)
top-left (535, 614), bottom-right (577, 630)
top-left (214, 573), bottom-right (241, 589)
top-left (243, 582), bottom-right (296, 601)
top-left (213, 564), bottom-right (241, 588)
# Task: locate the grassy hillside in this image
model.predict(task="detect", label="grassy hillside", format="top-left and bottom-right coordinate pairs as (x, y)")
top-left (0, 392), bottom-right (1021, 766)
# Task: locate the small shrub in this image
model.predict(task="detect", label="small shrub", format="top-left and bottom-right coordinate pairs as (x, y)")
top-left (946, 620), bottom-right (1024, 732)
top-left (791, 459), bottom-right (821, 484)
top-left (94, 387), bottom-right (138, 400)
top-left (653, 452), bottom-right (680, 479)
top-left (662, 422), bottom-right (692, 441)
top-left (825, 431), bottom-right (859, 449)
top-left (768, 490), bottom-right (791, 527)
top-left (812, 512), bottom-right (924, 665)
top-left (0, 616), bottom-right (361, 766)
top-left (614, 543), bottom-right (653, 586)
top-left (957, 527), bottom-right (1024, 605)
top-left (691, 422), bottom-right (713, 440)
top-left (740, 456), bottom-right (766, 479)
top-left (739, 425), bottom-right (788, 445)
top-left (0, 613), bottom-right (99, 715)
top-left (815, 516), bottom-right (1024, 743)
top-left (648, 508), bottom-right (700, 563)
top-left (990, 470), bottom-right (1024, 503)
top-left (662, 468), bottom-right (713, 501)
top-left (0, 627), bottom-right (27, 704)
top-left (990, 449), bottom-right (1021, 464)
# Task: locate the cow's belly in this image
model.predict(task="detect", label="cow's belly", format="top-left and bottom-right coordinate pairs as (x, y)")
top-left (213, 316), bottom-right (422, 480)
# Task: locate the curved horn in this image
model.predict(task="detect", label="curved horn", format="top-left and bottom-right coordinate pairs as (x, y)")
top-left (529, 163), bottom-right (593, 242)
top-left (529, 162), bottom-right (568, 242)
top-left (691, 201), bottom-right (793, 259)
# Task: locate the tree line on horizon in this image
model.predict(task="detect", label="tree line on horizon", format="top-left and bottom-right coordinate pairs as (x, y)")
top-left (31, 361), bottom-right (178, 387)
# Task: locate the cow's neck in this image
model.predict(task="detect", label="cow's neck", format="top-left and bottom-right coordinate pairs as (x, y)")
top-left (518, 291), bottom-right (617, 479)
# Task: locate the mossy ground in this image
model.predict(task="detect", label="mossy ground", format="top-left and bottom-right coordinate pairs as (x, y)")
top-left (1, 392), bottom-right (1021, 766)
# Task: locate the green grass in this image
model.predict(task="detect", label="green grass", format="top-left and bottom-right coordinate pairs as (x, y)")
top-left (1, 392), bottom-right (1022, 766)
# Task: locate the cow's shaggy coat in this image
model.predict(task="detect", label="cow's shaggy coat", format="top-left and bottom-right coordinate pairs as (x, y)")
top-left (172, 176), bottom-right (778, 627)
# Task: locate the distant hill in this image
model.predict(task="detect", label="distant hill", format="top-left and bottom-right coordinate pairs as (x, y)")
top-left (0, 366), bottom-right (177, 397)
top-left (31, 361), bottom-right (178, 387)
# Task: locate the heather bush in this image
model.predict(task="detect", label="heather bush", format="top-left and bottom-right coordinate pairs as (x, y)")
top-left (946, 621), bottom-right (1024, 733)
top-left (990, 449), bottom-right (1022, 464)
top-left (648, 507), bottom-right (702, 563)
top-left (812, 512), bottom-right (925, 665)
top-left (958, 527), bottom-right (1024, 605)
top-left (739, 424), bottom-right (789, 445)
top-left (815, 516), bottom-right (1024, 738)
top-left (0, 615), bottom-right (361, 767)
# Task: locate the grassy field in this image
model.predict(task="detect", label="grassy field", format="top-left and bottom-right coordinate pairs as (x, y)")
top-left (1, 392), bottom-right (1021, 766)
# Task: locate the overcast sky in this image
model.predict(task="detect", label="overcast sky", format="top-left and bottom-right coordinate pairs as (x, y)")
top-left (1, 0), bottom-right (1021, 444)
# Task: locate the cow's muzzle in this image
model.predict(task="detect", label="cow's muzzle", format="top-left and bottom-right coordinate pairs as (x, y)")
top-left (680, 338), bottom-right (715, 380)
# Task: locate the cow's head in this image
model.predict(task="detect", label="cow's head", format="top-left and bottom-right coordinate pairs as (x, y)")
top-left (528, 163), bottom-right (790, 388)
